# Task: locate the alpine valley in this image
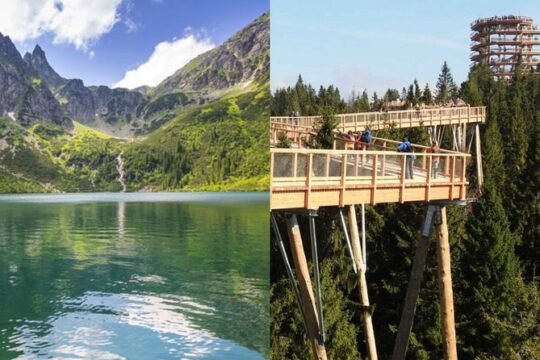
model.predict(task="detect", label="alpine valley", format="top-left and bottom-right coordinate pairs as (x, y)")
top-left (0, 13), bottom-right (269, 193)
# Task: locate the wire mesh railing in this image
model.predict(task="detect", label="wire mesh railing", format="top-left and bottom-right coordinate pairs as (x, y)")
top-left (270, 106), bottom-right (486, 133)
top-left (270, 147), bottom-right (470, 208)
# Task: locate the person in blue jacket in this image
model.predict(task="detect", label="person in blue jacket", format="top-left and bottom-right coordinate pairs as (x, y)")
top-left (397, 138), bottom-right (414, 179)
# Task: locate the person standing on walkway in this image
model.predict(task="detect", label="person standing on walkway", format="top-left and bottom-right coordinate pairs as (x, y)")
top-left (397, 138), bottom-right (414, 179)
top-left (428, 140), bottom-right (440, 178)
top-left (360, 127), bottom-right (372, 150)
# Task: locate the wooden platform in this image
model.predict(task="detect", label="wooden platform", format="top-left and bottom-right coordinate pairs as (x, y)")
top-left (271, 106), bottom-right (486, 143)
top-left (270, 148), bottom-right (470, 210)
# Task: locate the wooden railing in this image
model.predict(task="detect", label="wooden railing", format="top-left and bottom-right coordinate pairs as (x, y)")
top-left (270, 148), bottom-right (470, 210)
top-left (271, 106), bottom-right (486, 133)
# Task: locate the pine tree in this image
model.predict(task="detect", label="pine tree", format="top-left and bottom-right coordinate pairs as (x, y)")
top-left (372, 92), bottom-right (382, 111)
top-left (482, 108), bottom-right (505, 186)
top-left (276, 132), bottom-right (291, 148)
top-left (406, 84), bottom-right (415, 107)
top-left (455, 178), bottom-right (538, 358)
top-left (421, 83), bottom-right (433, 105)
top-left (507, 65), bottom-right (529, 173)
top-left (349, 89), bottom-right (371, 112)
top-left (384, 88), bottom-right (400, 102)
top-left (414, 79), bottom-right (422, 105)
top-left (360, 90), bottom-right (370, 111)
top-left (436, 61), bottom-right (457, 104)
top-left (312, 108), bottom-right (338, 149)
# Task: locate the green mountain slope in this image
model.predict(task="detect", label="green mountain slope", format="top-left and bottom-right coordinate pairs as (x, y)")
top-left (123, 84), bottom-right (269, 191)
top-left (0, 82), bottom-right (269, 192)
top-left (0, 13), bottom-right (269, 193)
top-left (0, 118), bottom-right (125, 192)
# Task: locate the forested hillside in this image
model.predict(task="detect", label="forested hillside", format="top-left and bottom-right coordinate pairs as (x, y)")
top-left (122, 84), bottom-right (269, 191)
top-left (0, 13), bottom-right (269, 192)
top-left (270, 63), bottom-right (539, 359)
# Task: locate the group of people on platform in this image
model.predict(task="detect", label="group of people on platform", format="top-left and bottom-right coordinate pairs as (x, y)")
top-left (337, 128), bottom-right (441, 180)
top-left (397, 138), bottom-right (440, 180)
top-left (338, 127), bottom-right (372, 150)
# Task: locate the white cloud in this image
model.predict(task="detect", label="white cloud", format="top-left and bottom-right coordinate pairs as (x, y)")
top-left (89, 50), bottom-right (95, 59)
top-left (0, 0), bottom-right (123, 51)
top-left (113, 34), bottom-right (214, 89)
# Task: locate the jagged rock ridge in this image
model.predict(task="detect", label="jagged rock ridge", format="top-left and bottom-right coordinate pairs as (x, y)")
top-left (155, 12), bottom-right (269, 95)
top-left (0, 12), bottom-right (269, 136)
top-left (23, 47), bottom-right (144, 132)
top-left (0, 33), bottom-right (70, 127)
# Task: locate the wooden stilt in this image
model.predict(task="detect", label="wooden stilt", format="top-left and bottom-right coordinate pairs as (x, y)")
top-left (348, 205), bottom-right (378, 360)
top-left (475, 124), bottom-right (483, 188)
top-left (287, 214), bottom-right (328, 360)
top-left (462, 124), bottom-right (467, 153)
top-left (391, 204), bottom-right (436, 360)
top-left (435, 206), bottom-right (457, 360)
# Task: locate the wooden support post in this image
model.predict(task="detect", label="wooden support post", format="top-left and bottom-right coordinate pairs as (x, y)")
top-left (449, 157), bottom-right (455, 199)
top-left (340, 154), bottom-right (347, 207)
top-left (371, 154), bottom-right (378, 205)
top-left (293, 153), bottom-right (298, 178)
top-left (287, 215), bottom-right (328, 360)
top-left (391, 205), bottom-right (435, 360)
top-left (460, 157), bottom-right (466, 200)
top-left (305, 154), bottom-right (313, 209)
top-left (435, 206), bottom-right (457, 360)
top-left (462, 124), bottom-right (467, 153)
top-left (348, 205), bottom-right (378, 360)
top-left (382, 142), bottom-right (387, 176)
top-left (325, 154), bottom-right (330, 178)
top-left (475, 124), bottom-right (483, 188)
top-left (361, 203), bottom-right (367, 265)
top-left (400, 156), bottom-right (406, 203)
top-left (426, 155), bottom-right (432, 202)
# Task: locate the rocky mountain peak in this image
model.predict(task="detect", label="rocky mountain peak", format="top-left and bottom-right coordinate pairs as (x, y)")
top-left (0, 33), bottom-right (29, 72)
top-left (155, 12), bottom-right (269, 94)
top-left (24, 44), bottom-right (65, 89)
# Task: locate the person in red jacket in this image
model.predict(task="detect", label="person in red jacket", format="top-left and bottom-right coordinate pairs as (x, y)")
top-left (428, 140), bottom-right (440, 178)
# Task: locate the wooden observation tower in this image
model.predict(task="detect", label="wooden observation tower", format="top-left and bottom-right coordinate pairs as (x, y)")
top-left (470, 15), bottom-right (540, 80)
top-left (270, 106), bottom-right (486, 360)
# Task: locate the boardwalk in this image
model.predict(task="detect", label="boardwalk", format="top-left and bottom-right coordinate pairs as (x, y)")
top-left (270, 147), bottom-right (469, 210)
top-left (271, 106), bottom-right (485, 139)
top-left (270, 107), bottom-right (483, 360)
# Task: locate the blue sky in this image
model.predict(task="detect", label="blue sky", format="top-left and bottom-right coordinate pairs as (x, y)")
top-left (271, 0), bottom-right (540, 97)
top-left (1, 0), bottom-right (268, 88)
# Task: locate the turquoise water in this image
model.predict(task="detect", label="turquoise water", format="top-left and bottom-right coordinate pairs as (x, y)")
top-left (0, 193), bottom-right (269, 359)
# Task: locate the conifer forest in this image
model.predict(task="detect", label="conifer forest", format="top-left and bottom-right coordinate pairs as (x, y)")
top-left (270, 62), bottom-right (539, 359)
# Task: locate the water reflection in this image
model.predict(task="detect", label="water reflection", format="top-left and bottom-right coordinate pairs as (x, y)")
top-left (0, 193), bottom-right (269, 359)
top-left (117, 202), bottom-right (125, 242)
top-left (9, 292), bottom-right (261, 359)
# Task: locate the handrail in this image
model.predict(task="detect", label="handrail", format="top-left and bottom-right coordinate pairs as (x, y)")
top-left (370, 137), bottom-right (463, 154)
top-left (271, 106), bottom-right (486, 132)
top-left (270, 147), bottom-right (469, 209)
top-left (271, 106), bottom-right (485, 121)
top-left (269, 147), bottom-right (471, 157)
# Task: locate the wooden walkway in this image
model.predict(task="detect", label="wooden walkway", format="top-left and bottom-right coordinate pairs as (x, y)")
top-left (270, 147), bottom-right (469, 210)
top-left (270, 107), bottom-right (481, 360)
top-left (271, 106), bottom-right (486, 146)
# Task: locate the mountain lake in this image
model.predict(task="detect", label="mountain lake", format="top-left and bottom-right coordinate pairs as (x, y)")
top-left (0, 192), bottom-right (268, 359)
